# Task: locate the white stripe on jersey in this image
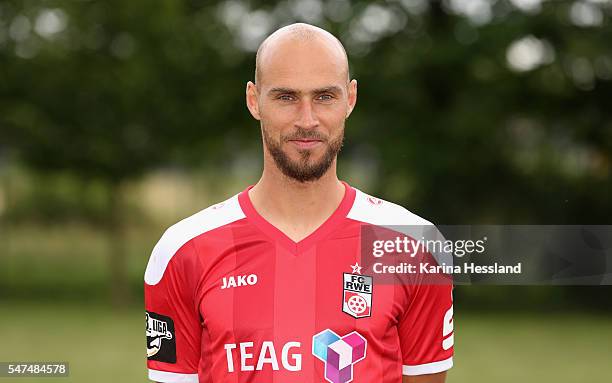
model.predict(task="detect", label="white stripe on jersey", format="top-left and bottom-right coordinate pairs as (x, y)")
top-left (148, 368), bottom-right (199, 383)
top-left (347, 188), bottom-right (453, 268)
top-left (144, 193), bottom-right (245, 285)
top-left (403, 356), bottom-right (454, 375)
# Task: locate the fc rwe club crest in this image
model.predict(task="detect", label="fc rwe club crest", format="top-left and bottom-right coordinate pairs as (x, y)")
top-left (342, 270), bottom-right (373, 318)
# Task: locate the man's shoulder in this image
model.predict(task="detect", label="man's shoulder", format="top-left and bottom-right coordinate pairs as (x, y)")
top-left (160, 191), bottom-right (245, 243)
top-left (347, 187), bottom-right (434, 227)
top-left (144, 191), bottom-right (245, 285)
top-left (348, 187), bottom-right (452, 266)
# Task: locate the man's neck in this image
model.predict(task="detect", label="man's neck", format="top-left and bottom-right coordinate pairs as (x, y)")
top-left (248, 164), bottom-right (346, 242)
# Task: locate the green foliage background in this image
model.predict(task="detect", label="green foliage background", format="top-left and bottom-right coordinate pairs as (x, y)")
top-left (0, 0), bottom-right (611, 381)
top-left (2, 0), bottom-right (610, 222)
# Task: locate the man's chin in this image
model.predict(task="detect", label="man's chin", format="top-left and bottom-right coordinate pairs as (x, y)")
top-left (288, 156), bottom-right (328, 171)
top-left (277, 157), bottom-right (333, 182)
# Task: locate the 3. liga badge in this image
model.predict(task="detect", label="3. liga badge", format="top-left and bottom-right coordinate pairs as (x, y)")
top-left (342, 266), bottom-right (373, 318)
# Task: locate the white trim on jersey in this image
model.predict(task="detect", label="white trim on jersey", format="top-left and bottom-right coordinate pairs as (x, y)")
top-left (402, 356), bottom-right (453, 376)
top-left (144, 193), bottom-right (245, 285)
top-left (148, 369), bottom-right (199, 383)
top-left (347, 188), bottom-right (453, 268)
top-left (347, 188), bottom-right (433, 226)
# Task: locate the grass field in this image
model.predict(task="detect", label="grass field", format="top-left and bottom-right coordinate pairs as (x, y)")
top-left (0, 303), bottom-right (611, 382)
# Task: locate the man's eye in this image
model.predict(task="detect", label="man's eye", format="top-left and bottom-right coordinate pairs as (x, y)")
top-left (278, 95), bottom-right (294, 101)
top-left (317, 94), bottom-right (334, 101)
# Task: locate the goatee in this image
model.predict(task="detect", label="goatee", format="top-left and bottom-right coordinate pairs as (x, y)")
top-left (262, 126), bottom-right (344, 183)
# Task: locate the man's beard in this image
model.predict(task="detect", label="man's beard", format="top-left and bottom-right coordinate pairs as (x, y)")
top-left (262, 125), bottom-right (344, 183)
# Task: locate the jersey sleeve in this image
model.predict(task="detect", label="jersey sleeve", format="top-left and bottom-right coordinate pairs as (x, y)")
top-left (145, 239), bottom-right (202, 383)
top-left (398, 275), bottom-right (454, 376)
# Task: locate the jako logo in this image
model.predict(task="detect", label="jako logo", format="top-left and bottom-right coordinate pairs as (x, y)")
top-left (312, 329), bottom-right (367, 383)
top-left (221, 274), bottom-right (257, 289)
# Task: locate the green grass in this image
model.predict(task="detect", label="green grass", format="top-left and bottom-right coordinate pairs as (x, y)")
top-left (0, 303), bottom-right (610, 382)
top-left (0, 303), bottom-right (146, 383)
top-left (452, 312), bottom-right (612, 382)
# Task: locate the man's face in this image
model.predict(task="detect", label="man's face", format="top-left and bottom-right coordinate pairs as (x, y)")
top-left (247, 38), bottom-right (357, 182)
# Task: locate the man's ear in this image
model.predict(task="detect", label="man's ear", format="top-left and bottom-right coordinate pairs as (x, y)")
top-left (246, 81), bottom-right (261, 121)
top-left (346, 79), bottom-right (357, 119)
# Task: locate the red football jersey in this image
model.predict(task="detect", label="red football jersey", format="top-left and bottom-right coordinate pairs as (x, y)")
top-left (144, 182), bottom-right (454, 383)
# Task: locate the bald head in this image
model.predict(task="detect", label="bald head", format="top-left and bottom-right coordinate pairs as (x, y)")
top-left (245, 23), bottom-right (358, 183)
top-left (255, 23), bottom-right (350, 87)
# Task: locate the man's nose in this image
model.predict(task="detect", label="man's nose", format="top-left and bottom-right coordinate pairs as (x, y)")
top-left (295, 100), bottom-right (319, 129)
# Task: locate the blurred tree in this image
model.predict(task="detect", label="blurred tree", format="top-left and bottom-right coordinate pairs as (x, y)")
top-left (346, 0), bottom-right (611, 224)
top-left (1, 0), bottom-right (254, 305)
top-left (1, 0), bottom-right (611, 305)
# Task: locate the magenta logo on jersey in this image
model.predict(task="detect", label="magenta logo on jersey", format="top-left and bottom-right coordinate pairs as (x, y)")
top-left (312, 329), bottom-right (367, 383)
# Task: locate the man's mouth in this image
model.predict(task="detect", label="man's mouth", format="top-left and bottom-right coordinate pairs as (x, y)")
top-left (288, 139), bottom-right (323, 149)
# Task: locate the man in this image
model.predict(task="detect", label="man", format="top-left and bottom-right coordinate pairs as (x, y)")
top-left (144, 23), bottom-right (453, 383)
